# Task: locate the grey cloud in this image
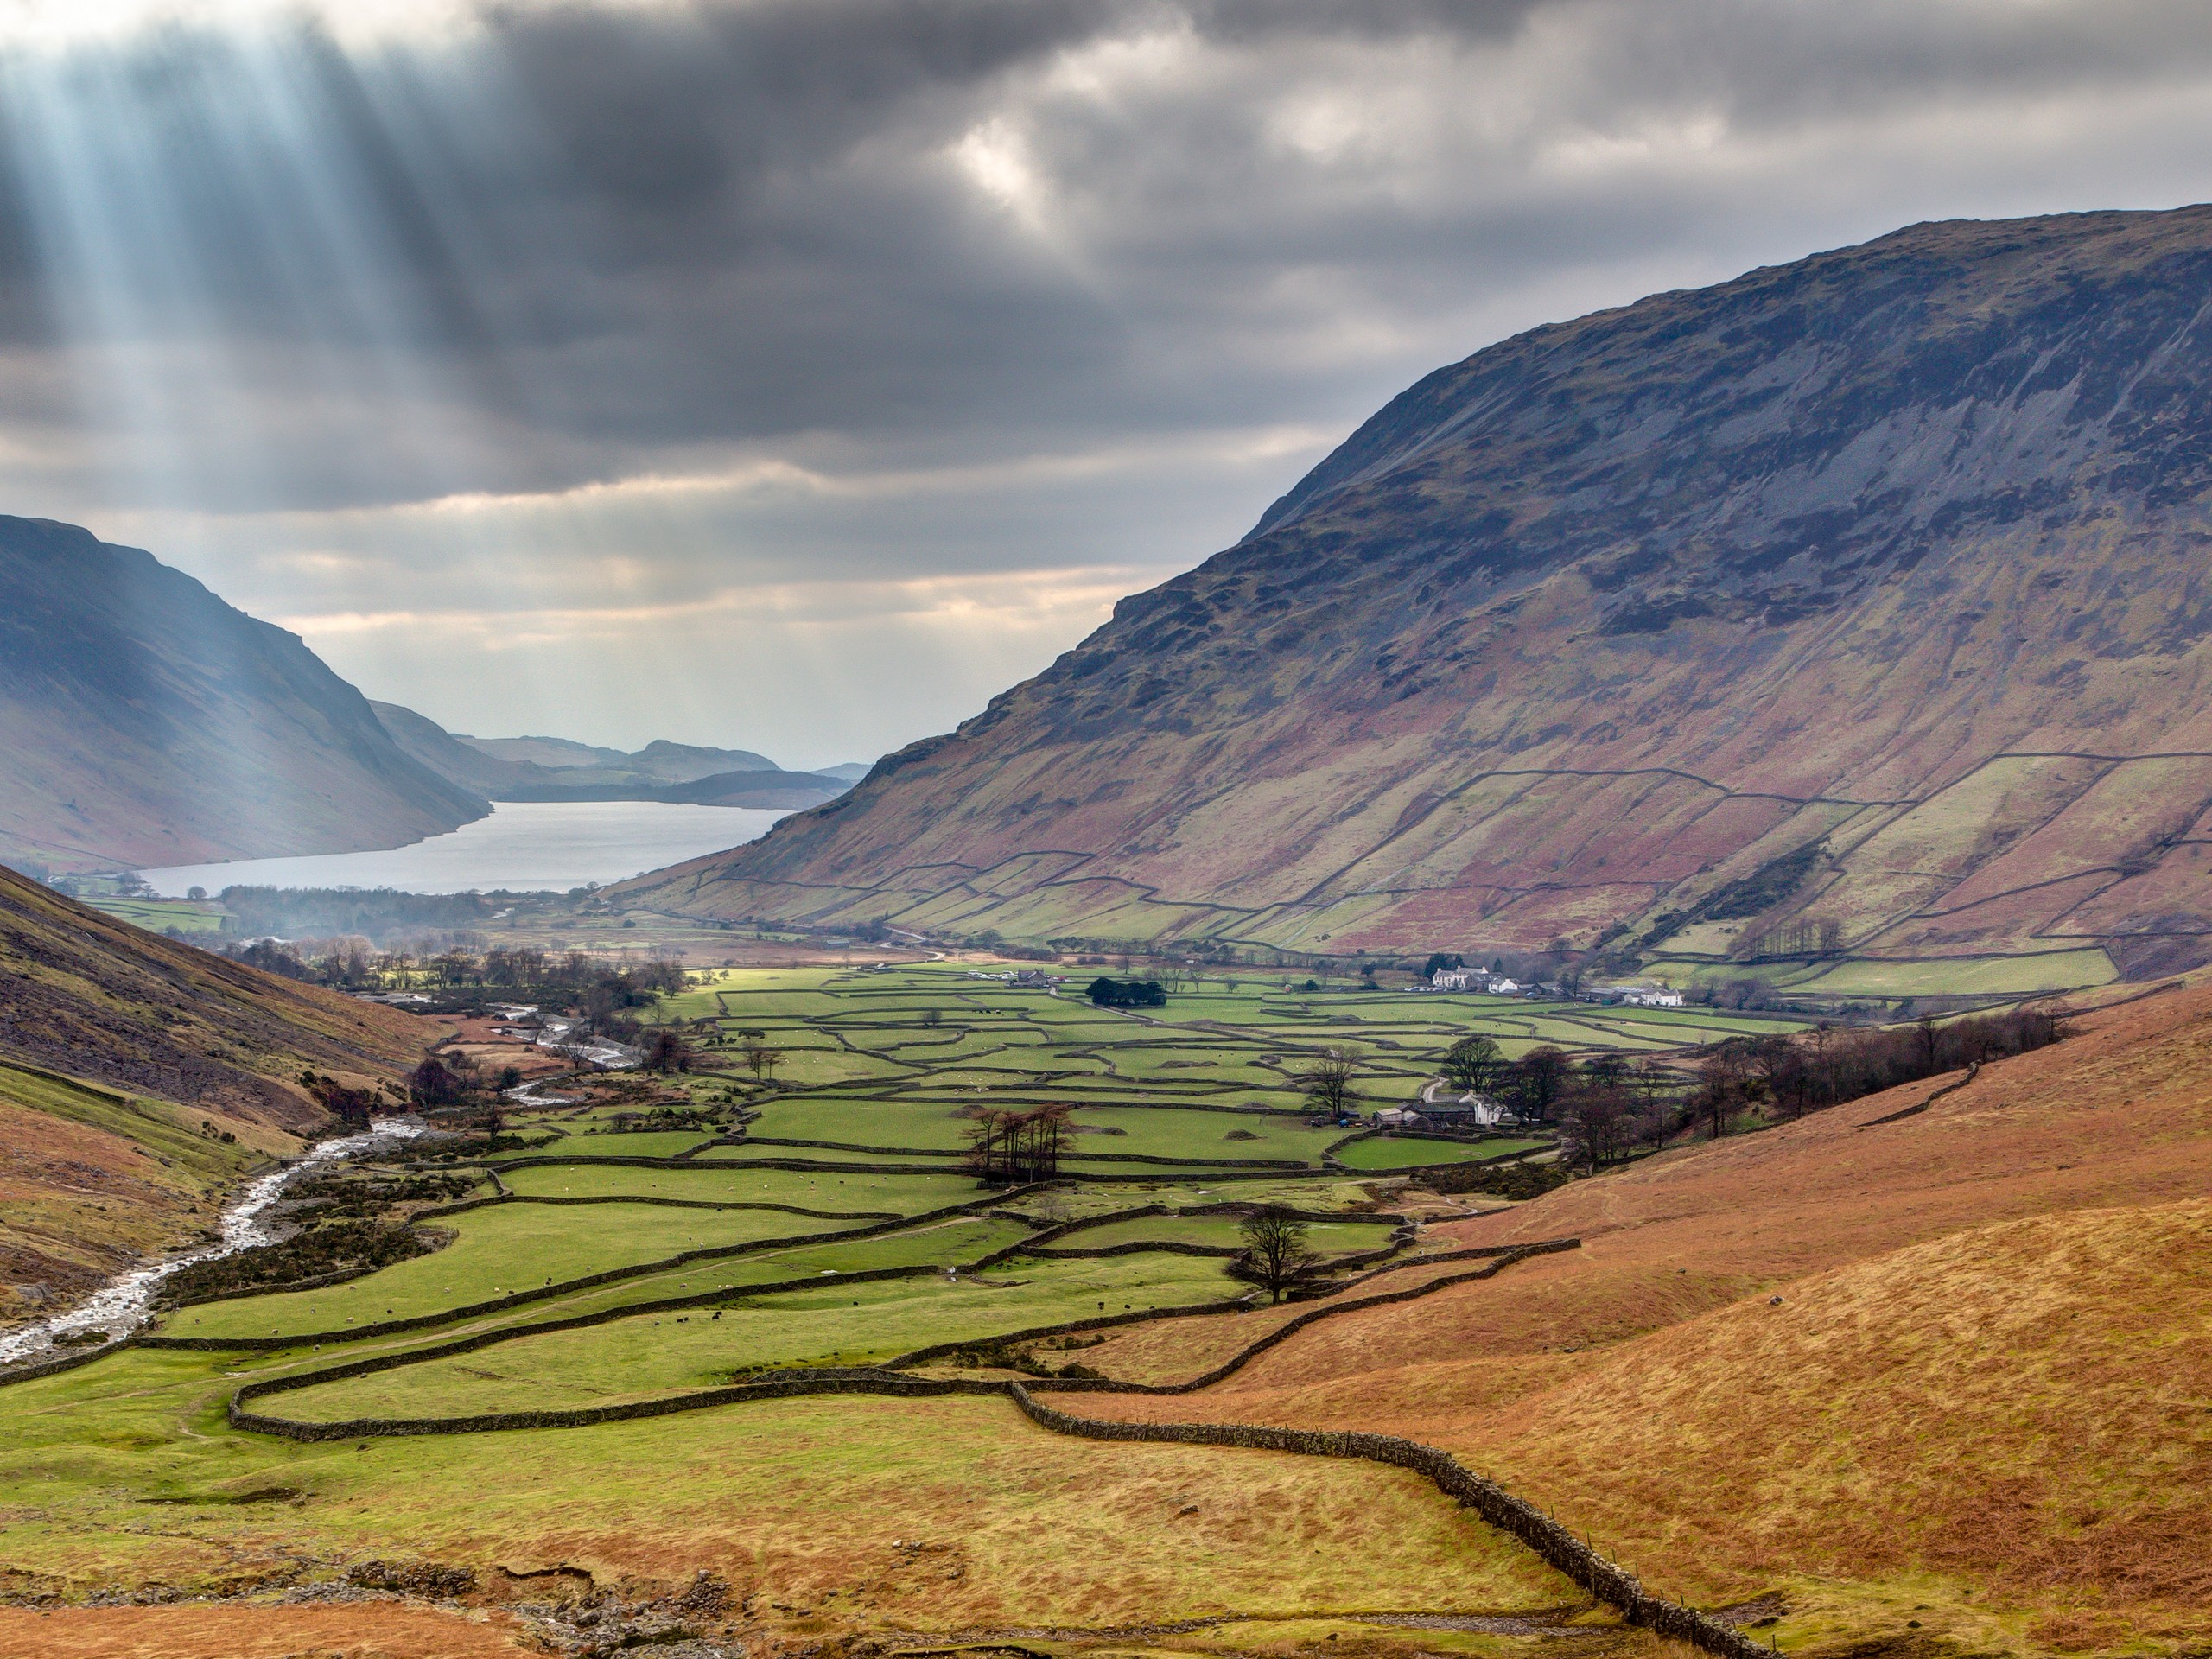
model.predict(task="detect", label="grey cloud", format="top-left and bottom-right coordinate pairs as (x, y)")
top-left (8, 0), bottom-right (2212, 519)
top-left (11, 0), bottom-right (2212, 756)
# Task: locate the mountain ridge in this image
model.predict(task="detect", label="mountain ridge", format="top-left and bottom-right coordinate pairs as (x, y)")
top-left (372, 702), bottom-right (854, 808)
top-left (620, 205), bottom-right (2212, 990)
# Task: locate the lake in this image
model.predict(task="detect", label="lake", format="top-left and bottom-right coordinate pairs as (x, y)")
top-left (138, 801), bottom-right (782, 895)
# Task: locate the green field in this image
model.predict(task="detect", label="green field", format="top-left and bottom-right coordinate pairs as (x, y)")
top-left (0, 961), bottom-right (1777, 1644)
top-left (1333, 1136), bottom-right (1545, 1171)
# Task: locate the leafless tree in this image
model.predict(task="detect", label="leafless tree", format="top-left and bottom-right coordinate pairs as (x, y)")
top-left (964, 1105), bottom-right (1071, 1184)
top-left (1236, 1207), bottom-right (1322, 1303)
top-left (742, 1039), bottom-right (784, 1084)
top-left (1300, 1046), bottom-right (1360, 1118)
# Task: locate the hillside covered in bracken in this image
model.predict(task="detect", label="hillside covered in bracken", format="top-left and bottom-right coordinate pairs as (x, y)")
top-left (627, 206), bottom-right (2212, 991)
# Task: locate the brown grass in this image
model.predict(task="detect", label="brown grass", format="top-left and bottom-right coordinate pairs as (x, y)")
top-left (1058, 985), bottom-right (2212, 1651)
top-left (0, 1603), bottom-right (534, 1658)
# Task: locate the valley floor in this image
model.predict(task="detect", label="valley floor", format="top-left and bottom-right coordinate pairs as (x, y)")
top-left (3, 966), bottom-right (2204, 1658)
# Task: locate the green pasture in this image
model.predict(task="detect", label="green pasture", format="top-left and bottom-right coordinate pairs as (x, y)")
top-left (1049, 1214), bottom-right (1395, 1255)
top-left (79, 894), bottom-right (229, 934)
top-left (516, 1128), bottom-right (715, 1160)
top-left (420, 1213), bottom-right (1037, 1335)
top-left (1069, 1106), bottom-right (1340, 1162)
top-left (270, 1253), bottom-right (1246, 1423)
top-left (169, 1201), bottom-right (859, 1338)
top-left (497, 1163), bottom-right (987, 1210)
top-left (748, 1095), bottom-right (976, 1149)
top-left (1332, 1136), bottom-right (1529, 1171)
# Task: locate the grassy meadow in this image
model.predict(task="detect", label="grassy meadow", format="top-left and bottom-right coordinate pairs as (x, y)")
top-left (0, 961), bottom-right (1802, 1657)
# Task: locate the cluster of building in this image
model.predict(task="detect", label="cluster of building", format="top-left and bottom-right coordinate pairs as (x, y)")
top-left (1424, 965), bottom-right (1682, 1007)
top-left (966, 968), bottom-right (1061, 990)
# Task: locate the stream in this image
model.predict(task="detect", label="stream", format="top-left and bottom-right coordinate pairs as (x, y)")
top-left (0, 1116), bottom-right (429, 1370)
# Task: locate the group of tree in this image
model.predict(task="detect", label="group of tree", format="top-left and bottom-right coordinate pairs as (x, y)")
top-left (1086, 976), bottom-right (1166, 1008)
top-left (225, 938), bottom-right (687, 1012)
top-left (1694, 1007), bottom-right (2063, 1128)
top-left (963, 1104), bottom-right (1071, 1183)
top-left (1544, 1004), bottom-right (2065, 1170)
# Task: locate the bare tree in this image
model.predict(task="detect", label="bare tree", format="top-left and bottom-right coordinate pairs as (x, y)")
top-left (742, 1039), bottom-right (785, 1084)
top-left (644, 1029), bottom-right (693, 1075)
top-left (1300, 1046), bottom-right (1360, 1120)
top-left (1506, 1046), bottom-right (1571, 1122)
top-left (1236, 1207), bottom-right (1321, 1303)
top-left (1560, 1086), bottom-right (1633, 1170)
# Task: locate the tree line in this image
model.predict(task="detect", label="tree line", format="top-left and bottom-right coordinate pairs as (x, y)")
top-left (1317, 1004), bottom-right (2065, 1174)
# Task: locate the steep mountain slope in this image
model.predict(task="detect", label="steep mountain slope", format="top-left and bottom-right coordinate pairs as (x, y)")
top-left (1068, 979), bottom-right (2212, 1650)
top-left (0, 861), bottom-right (427, 1320)
top-left (0, 861), bottom-right (422, 1125)
top-left (626, 207), bottom-right (2212, 985)
top-left (369, 700), bottom-right (556, 797)
top-left (0, 518), bottom-right (487, 874)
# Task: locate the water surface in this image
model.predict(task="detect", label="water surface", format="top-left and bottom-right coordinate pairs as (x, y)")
top-left (140, 800), bottom-right (779, 895)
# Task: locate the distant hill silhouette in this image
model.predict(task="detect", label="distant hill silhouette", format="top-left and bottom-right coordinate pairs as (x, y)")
top-left (372, 703), bottom-right (851, 808)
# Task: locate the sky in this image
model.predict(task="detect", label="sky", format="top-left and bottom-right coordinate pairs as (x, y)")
top-left (4, 2), bottom-right (2212, 768)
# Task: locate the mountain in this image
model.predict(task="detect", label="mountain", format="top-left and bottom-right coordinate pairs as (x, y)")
top-left (623, 739), bottom-right (779, 783)
top-left (621, 206), bottom-right (2212, 988)
top-left (375, 703), bottom-right (847, 807)
top-left (0, 518), bottom-right (488, 875)
top-left (458, 733), bottom-right (631, 771)
top-left (456, 733), bottom-right (777, 783)
top-left (368, 700), bottom-right (554, 797)
top-left (0, 861), bottom-right (425, 1320)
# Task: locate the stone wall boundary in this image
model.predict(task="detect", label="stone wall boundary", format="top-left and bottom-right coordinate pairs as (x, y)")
top-left (734, 1137), bottom-right (1306, 1171)
top-left (219, 1356), bottom-right (1761, 1659)
top-left (0, 1336), bottom-right (139, 1386)
top-left (1031, 1240), bottom-right (1243, 1260)
top-left (887, 1237), bottom-right (1574, 1379)
top-left (1005, 1386), bottom-right (1769, 1659)
top-left (409, 1193), bottom-right (904, 1224)
top-left (138, 1192), bottom-right (1043, 1352)
top-left (1008, 1238), bottom-right (1580, 1396)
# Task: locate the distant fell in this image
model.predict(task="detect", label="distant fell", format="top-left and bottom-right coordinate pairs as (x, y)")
top-left (457, 733), bottom-right (776, 782)
top-left (378, 703), bottom-right (850, 807)
top-left (369, 700), bottom-right (550, 797)
top-left (624, 206), bottom-right (2212, 988)
top-left (0, 518), bottom-right (486, 875)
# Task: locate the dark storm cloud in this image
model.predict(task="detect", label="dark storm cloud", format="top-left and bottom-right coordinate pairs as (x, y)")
top-left (11, 0), bottom-right (2212, 515)
top-left (12, 0), bottom-right (2212, 755)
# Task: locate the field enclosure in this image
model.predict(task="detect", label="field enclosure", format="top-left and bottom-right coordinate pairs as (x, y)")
top-left (645, 961), bottom-right (1795, 1176)
top-left (0, 963), bottom-right (1814, 1659)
